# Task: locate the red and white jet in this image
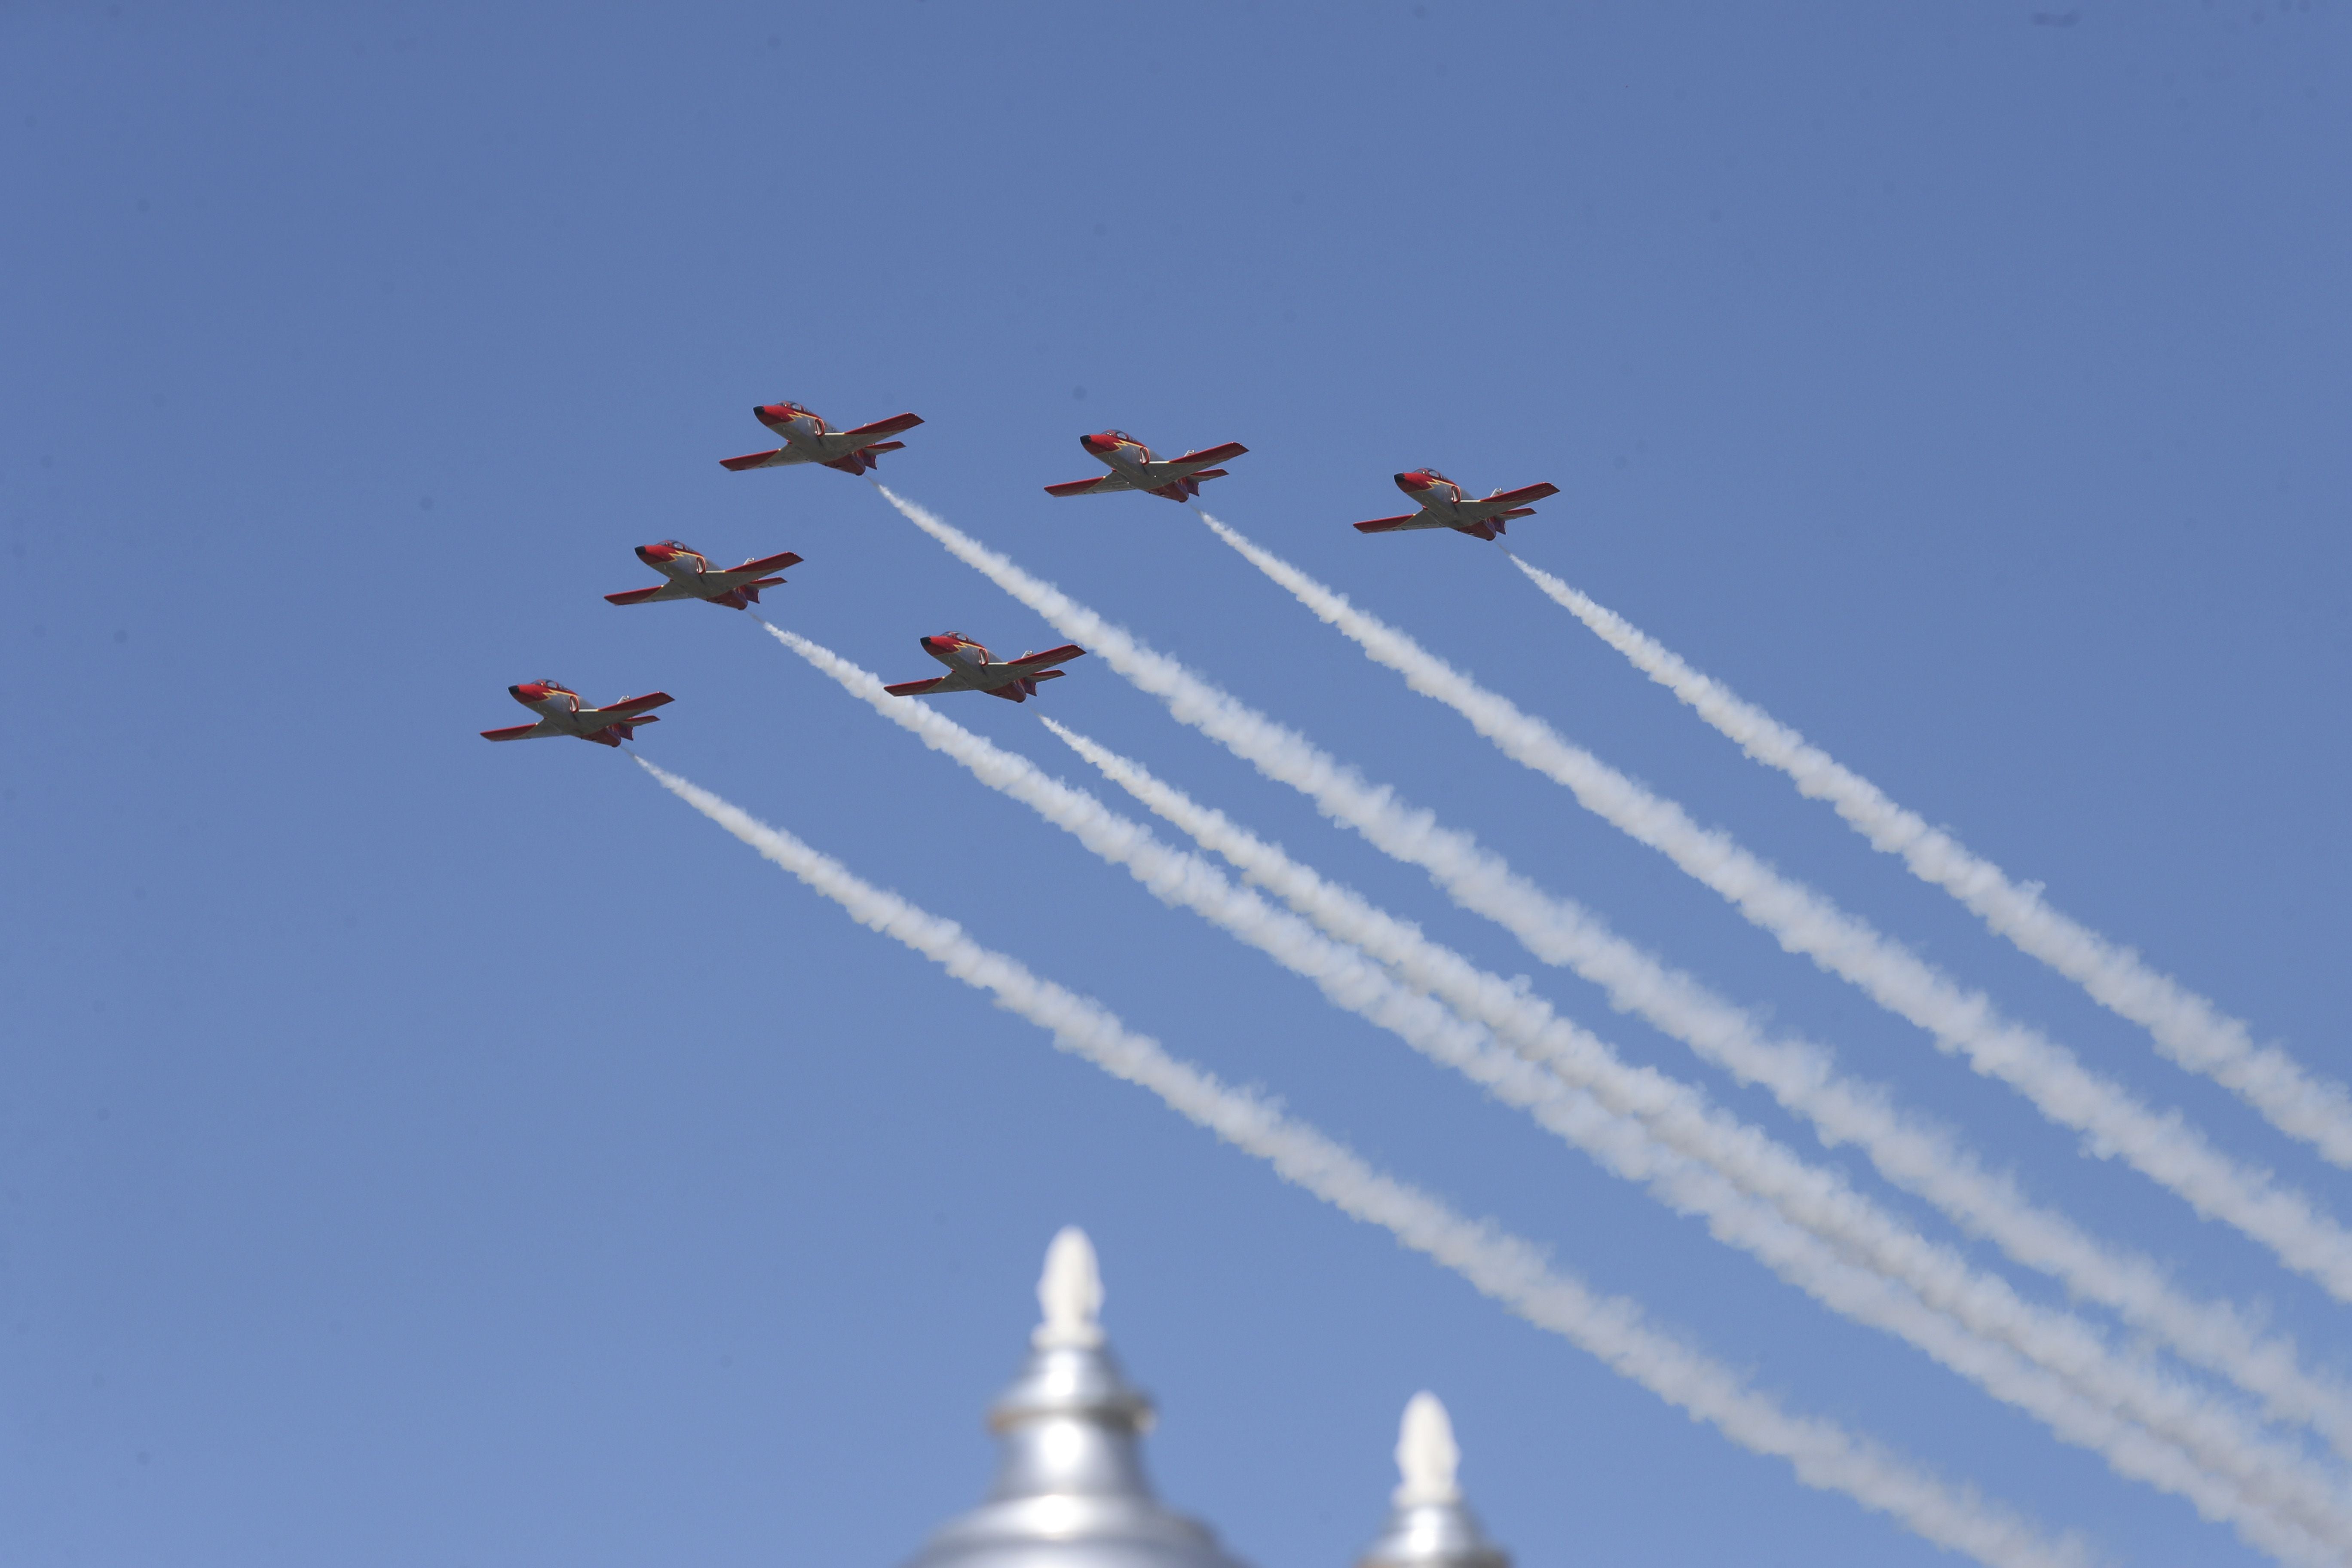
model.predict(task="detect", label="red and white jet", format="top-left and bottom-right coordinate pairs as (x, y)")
top-left (1354, 469), bottom-right (1562, 541)
top-left (882, 632), bottom-right (1087, 704)
top-left (481, 682), bottom-right (673, 747)
top-left (719, 401), bottom-right (924, 475)
top-left (1044, 430), bottom-right (1248, 502)
top-left (604, 540), bottom-right (804, 611)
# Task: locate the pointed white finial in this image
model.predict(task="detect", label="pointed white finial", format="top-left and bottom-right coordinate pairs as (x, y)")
top-left (1393, 1391), bottom-right (1462, 1506)
top-left (1033, 1225), bottom-right (1106, 1349)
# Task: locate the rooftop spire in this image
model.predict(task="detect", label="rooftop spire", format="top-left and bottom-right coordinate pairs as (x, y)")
top-left (1035, 1225), bottom-right (1106, 1349)
top-left (900, 1227), bottom-right (1253, 1568)
top-left (1357, 1394), bottom-right (1508, 1568)
top-left (1393, 1392), bottom-right (1461, 1507)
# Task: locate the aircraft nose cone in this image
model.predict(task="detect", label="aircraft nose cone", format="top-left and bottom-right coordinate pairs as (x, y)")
top-left (1080, 431), bottom-right (1111, 452)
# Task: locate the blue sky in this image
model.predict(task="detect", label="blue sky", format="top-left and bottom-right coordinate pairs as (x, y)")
top-left (5, 2), bottom-right (2348, 1564)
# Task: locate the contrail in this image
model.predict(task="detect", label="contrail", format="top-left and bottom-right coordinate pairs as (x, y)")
top-left (1503, 548), bottom-right (2352, 1170)
top-left (867, 483), bottom-right (2352, 1450)
top-left (1195, 505), bottom-right (2352, 1304)
top-left (1037, 714), bottom-right (2352, 1553)
top-left (632, 754), bottom-right (2096, 1568)
top-left (759, 623), bottom-right (2349, 1557)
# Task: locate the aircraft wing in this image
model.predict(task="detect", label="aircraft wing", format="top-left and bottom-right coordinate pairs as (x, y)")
top-left (1006, 643), bottom-right (1086, 672)
top-left (1139, 442), bottom-right (1249, 484)
top-left (842, 412), bottom-right (924, 441)
top-left (1353, 512), bottom-right (1442, 534)
top-left (1045, 473), bottom-right (1141, 496)
top-left (481, 721), bottom-right (554, 741)
top-left (705, 550), bottom-right (803, 588)
top-left (884, 675), bottom-right (955, 696)
top-left (720, 447), bottom-right (812, 472)
top-left (605, 582), bottom-right (704, 605)
top-left (1458, 482), bottom-right (1560, 521)
top-left (578, 693), bottom-right (675, 725)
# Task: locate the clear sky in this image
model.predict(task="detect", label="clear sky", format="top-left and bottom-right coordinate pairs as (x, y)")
top-left (5, 3), bottom-right (2348, 1565)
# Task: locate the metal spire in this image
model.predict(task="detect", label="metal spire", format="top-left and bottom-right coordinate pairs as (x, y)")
top-left (900, 1228), bottom-right (1255, 1568)
top-left (1355, 1394), bottom-right (1509, 1568)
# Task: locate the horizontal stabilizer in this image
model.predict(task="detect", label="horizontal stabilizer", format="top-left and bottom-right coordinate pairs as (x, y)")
top-left (1354, 514), bottom-right (1418, 533)
top-left (1026, 668), bottom-right (1065, 683)
top-left (481, 723), bottom-right (543, 741)
top-left (985, 683), bottom-right (1030, 703)
top-left (604, 585), bottom-right (666, 605)
top-left (845, 412), bottom-right (924, 439)
top-left (1189, 468), bottom-right (1229, 481)
top-left (1498, 507), bottom-right (1536, 521)
top-left (720, 448), bottom-right (786, 472)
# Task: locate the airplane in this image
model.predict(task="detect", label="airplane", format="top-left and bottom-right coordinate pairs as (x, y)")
top-left (1354, 469), bottom-right (1562, 541)
top-left (719, 400), bottom-right (924, 475)
top-left (882, 632), bottom-right (1087, 704)
top-left (605, 540), bottom-right (804, 610)
top-left (1044, 429), bottom-right (1249, 502)
top-left (481, 682), bottom-right (673, 747)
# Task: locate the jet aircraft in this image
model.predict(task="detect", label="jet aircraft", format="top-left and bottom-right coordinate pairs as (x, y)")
top-left (719, 401), bottom-right (924, 475)
top-left (1044, 430), bottom-right (1248, 502)
top-left (1354, 469), bottom-right (1561, 541)
top-left (883, 632), bottom-right (1087, 704)
top-left (481, 682), bottom-right (673, 747)
top-left (605, 540), bottom-right (804, 610)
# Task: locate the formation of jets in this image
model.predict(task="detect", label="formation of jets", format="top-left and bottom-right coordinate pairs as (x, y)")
top-left (483, 398), bottom-right (1561, 745)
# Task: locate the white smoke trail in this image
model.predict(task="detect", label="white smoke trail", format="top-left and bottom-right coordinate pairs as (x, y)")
top-left (1504, 549), bottom-right (2352, 1170)
top-left (1197, 507), bottom-right (2352, 1304)
top-left (864, 483), bottom-right (2352, 1456)
top-left (759, 623), bottom-right (2346, 1557)
top-left (631, 756), bottom-right (2104, 1568)
top-left (1037, 714), bottom-right (2352, 1552)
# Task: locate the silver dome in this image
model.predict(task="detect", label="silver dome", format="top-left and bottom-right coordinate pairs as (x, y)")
top-left (898, 1229), bottom-right (1255, 1568)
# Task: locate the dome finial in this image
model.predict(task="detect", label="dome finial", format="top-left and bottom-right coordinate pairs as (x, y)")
top-left (1034, 1225), bottom-right (1106, 1350)
top-left (1393, 1392), bottom-right (1461, 1506)
top-left (1357, 1392), bottom-right (1507, 1568)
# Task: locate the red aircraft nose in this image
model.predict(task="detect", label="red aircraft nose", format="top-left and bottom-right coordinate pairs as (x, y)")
top-left (636, 543), bottom-right (677, 564)
top-left (921, 634), bottom-right (951, 652)
top-left (1080, 431), bottom-right (1117, 453)
top-left (1395, 470), bottom-right (1435, 492)
top-left (510, 682), bottom-right (551, 704)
